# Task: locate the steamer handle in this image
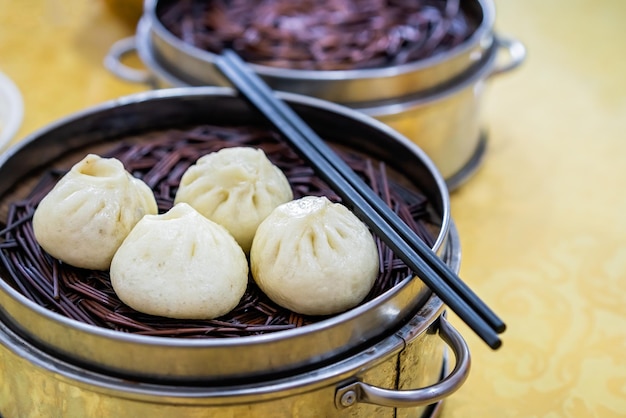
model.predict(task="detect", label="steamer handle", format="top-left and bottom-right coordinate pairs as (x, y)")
top-left (488, 35), bottom-right (526, 78)
top-left (104, 37), bottom-right (156, 86)
top-left (334, 315), bottom-right (470, 409)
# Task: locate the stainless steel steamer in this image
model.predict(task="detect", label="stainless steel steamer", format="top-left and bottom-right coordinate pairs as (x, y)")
top-left (140, 0), bottom-right (496, 102)
top-left (105, 0), bottom-right (525, 187)
top-left (0, 88), bottom-right (467, 417)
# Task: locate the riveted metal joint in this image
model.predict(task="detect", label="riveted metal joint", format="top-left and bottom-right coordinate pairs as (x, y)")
top-left (335, 382), bottom-right (361, 409)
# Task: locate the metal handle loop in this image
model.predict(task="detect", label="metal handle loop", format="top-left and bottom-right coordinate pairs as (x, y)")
top-left (488, 35), bottom-right (527, 78)
top-left (104, 37), bottom-right (155, 85)
top-left (335, 315), bottom-right (470, 409)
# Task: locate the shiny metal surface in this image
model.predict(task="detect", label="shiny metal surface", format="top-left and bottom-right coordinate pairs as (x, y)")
top-left (142, 0), bottom-right (496, 103)
top-left (359, 36), bottom-right (525, 179)
top-left (0, 289), bottom-right (464, 417)
top-left (107, 28), bottom-right (525, 183)
top-left (0, 87), bottom-right (454, 382)
top-left (334, 316), bottom-right (469, 409)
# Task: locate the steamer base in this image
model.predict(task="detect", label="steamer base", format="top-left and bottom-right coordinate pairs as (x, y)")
top-left (0, 306), bottom-right (459, 418)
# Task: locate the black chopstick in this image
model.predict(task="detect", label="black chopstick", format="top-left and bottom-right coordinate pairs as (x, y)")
top-left (220, 50), bottom-right (505, 335)
top-left (217, 49), bottom-right (504, 349)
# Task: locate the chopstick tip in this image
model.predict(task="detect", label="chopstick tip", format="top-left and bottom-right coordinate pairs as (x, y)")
top-left (491, 338), bottom-right (503, 350)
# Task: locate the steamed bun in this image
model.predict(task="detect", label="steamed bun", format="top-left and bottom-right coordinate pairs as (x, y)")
top-left (250, 196), bottom-right (379, 316)
top-left (110, 203), bottom-right (248, 320)
top-left (32, 154), bottom-right (157, 270)
top-left (174, 147), bottom-right (293, 253)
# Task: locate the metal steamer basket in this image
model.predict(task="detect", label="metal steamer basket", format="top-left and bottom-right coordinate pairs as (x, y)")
top-left (0, 88), bottom-right (467, 417)
top-left (105, 0), bottom-right (525, 188)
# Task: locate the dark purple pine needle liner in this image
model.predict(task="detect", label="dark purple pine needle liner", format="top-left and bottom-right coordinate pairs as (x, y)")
top-left (0, 126), bottom-right (439, 338)
top-left (158, 0), bottom-right (476, 71)
top-left (216, 49), bottom-right (505, 350)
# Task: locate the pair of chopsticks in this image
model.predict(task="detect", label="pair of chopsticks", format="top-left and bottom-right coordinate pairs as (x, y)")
top-left (216, 49), bottom-right (505, 349)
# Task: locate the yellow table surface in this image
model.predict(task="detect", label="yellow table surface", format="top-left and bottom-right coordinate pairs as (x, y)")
top-left (1, 0), bottom-right (625, 417)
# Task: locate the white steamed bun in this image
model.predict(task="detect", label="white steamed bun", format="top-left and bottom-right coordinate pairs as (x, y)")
top-left (174, 146), bottom-right (293, 253)
top-left (250, 196), bottom-right (379, 316)
top-left (110, 203), bottom-right (248, 320)
top-left (32, 154), bottom-right (157, 270)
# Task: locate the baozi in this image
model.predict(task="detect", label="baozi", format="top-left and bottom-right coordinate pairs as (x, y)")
top-left (174, 147), bottom-right (293, 253)
top-left (250, 196), bottom-right (379, 316)
top-left (110, 203), bottom-right (248, 320)
top-left (32, 154), bottom-right (157, 270)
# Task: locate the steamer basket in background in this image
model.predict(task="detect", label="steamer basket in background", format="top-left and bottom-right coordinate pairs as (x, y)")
top-left (0, 88), bottom-right (467, 417)
top-left (105, 0), bottom-right (525, 188)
